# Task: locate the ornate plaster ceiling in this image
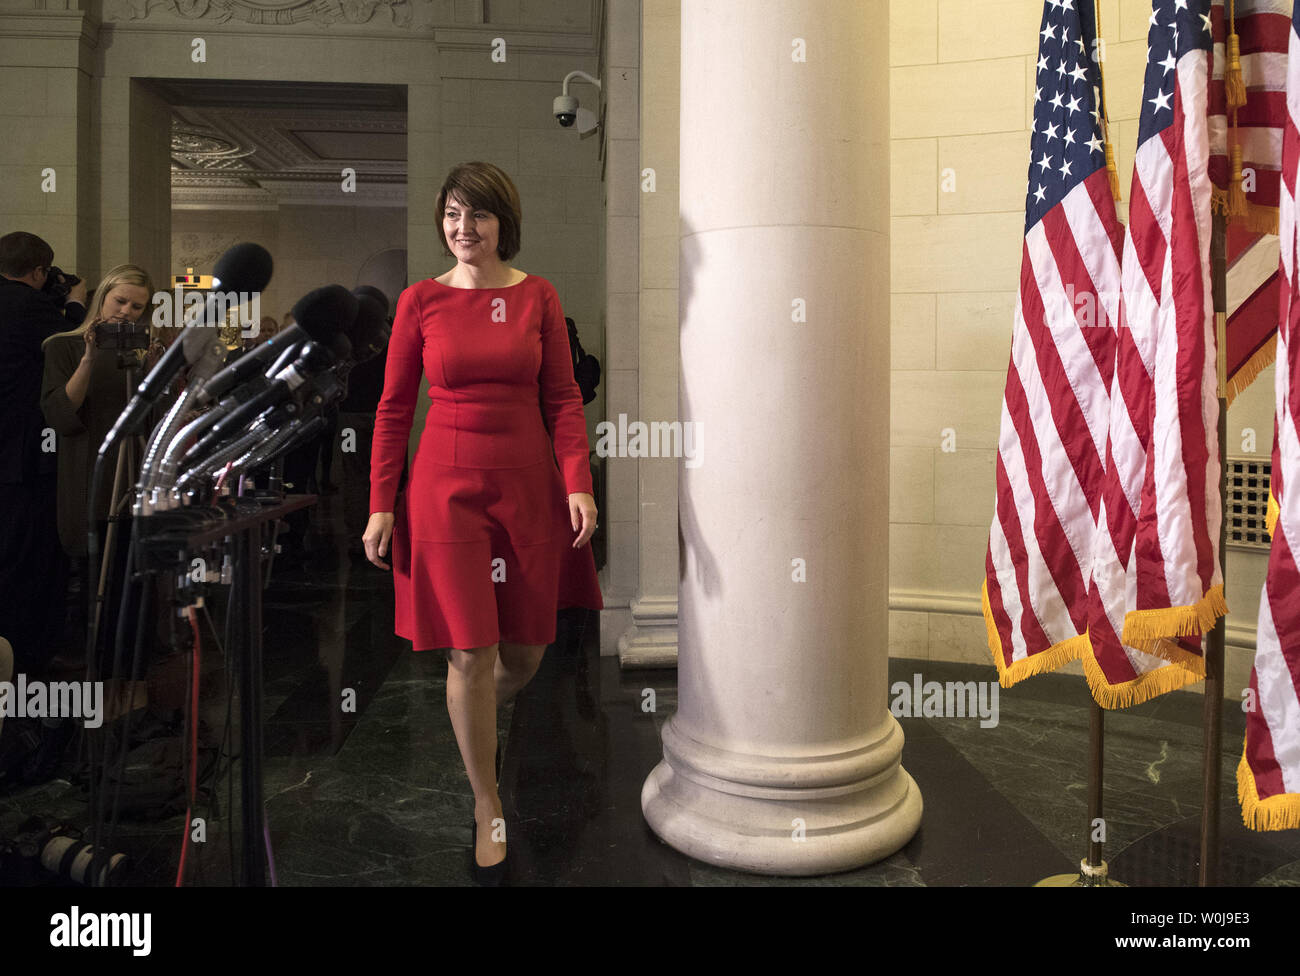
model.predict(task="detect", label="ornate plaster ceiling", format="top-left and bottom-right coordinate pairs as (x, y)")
top-left (162, 81), bottom-right (409, 209)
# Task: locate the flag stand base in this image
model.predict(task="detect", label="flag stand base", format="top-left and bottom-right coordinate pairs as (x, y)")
top-left (1034, 858), bottom-right (1127, 887)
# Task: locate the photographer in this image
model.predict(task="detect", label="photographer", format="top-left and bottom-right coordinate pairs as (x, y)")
top-left (41, 264), bottom-right (154, 559)
top-left (0, 232), bottom-right (87, 675)
top-left (40, 266), bottom-right (156, 698)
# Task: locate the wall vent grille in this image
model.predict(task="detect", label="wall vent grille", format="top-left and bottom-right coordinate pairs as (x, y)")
top-left (1227, 456), bottom-right (1273, 551)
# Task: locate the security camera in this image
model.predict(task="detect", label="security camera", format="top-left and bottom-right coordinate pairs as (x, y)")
top-left (554, 94), bottom-right (578, 127)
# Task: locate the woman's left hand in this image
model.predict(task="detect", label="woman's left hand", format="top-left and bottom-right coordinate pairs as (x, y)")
top-left (568, 492), bottom-right (597, 548)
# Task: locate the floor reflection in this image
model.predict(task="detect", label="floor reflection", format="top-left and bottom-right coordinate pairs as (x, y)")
top-left (1, 492), bottom-right (1298, 886)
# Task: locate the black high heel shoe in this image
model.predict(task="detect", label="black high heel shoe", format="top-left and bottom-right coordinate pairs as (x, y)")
top-left (470, 819), bottom-right (508, 886)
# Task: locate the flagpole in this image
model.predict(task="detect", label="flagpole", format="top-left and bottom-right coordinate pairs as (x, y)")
top-left (1200, 212), bottom-right (1230, 887)
top-left (1034, 698), bottom-right (1125, 886)
top-left (1087, 699), bottom-right (1105, 869)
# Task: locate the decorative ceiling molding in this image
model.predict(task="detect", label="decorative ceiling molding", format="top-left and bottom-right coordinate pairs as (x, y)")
top-left (172, 186), bottom-right (278, 211)
top-left (257, 180), bottom-right (407, 205)
top-left (102, 0), bottom-right (600, 52)
top-left (172, 182), bottom-right (406, 209)
top-left (171, 123), bottom-right (258, 169)
top-left (172, 169), bottom-right (405, 184)
top-left (428, 26), bottom-right (596, 55)
top-left (107, 0), bottom-right (418, 29)
top-left (148, 79), bottom-right (408, 112)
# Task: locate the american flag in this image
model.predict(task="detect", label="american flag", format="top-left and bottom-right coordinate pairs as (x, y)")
top-left (982, 0), bottom-right (1123, 687)
top-left (1239, 0), bottom-right (1300, 832)
top-left (1084, 0), bottom-right (1223, 705)
top-left (1209, 0), bottom-right (1292, 399)
top-left (1110, 0), bottom-right (1227, 658)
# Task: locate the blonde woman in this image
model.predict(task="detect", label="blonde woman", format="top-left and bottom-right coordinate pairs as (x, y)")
top-left (41, 264), bottom-right (155, 560)
top-left (40, 265), bottom-right (157, 717)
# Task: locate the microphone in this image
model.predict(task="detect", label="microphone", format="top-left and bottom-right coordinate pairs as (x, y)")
top-left (294, 285), bottom-right (357, 363)
top-left (224, 414), bottom-right (328, 485)
top-left (198, 284), bottom-right (354, 404)
top-left (263, 339), bottom-right (306, 381)
top-left (163, 286), bottom-right (360, 480)
top-left (352, 284), bottom-right (390, 319)
top-left (150, 338), bottom-right (304, 473)
top-left (198, 324), bottom-right (307, 404)
top-left (102, 242), bottom-right (273, 457)
top-left (151, 282), bottom-right (364, 511)
top-left (182, 342), bottom-right (333, 470)
top-left (197, 281), bottom-right (355, 405)
top-left (175, 366), bottom-right (344, 497)
top-left (203, 335), bottom-right (305, 419)
top-left (130, 244), bottom-right (274, 513)
top-left (175, 402), bottom-right (299, 495)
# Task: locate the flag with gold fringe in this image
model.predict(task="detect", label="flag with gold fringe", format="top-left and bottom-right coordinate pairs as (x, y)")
top-left (1083, 0), bottom-right (1222, 708)
top-left (1111, 0), bottom-right (1228, 663)
top-left (1237, 0), bottom-right (1300, 832)
top-left (982, 0), bottom-right (1123, 688)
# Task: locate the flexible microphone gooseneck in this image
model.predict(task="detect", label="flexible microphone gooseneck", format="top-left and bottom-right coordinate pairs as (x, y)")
top-left (177, 342), bottom-right (332, 476)
top-left (198, 323), bottom-right (307, 405)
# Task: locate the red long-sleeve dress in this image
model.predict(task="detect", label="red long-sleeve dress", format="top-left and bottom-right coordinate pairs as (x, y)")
top-left (369, 273), bottom-right (603, 651)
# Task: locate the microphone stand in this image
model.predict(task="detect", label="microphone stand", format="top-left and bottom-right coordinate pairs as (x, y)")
top-left (132, 481), bottom-right (316, 885)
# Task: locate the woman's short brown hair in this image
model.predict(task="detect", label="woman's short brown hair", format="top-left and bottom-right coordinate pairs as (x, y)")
top-left (435, 161), bottom-right (522, 262)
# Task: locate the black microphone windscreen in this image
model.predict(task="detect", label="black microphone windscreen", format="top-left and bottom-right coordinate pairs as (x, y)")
top-left (352, 285), bottom-right (390, 318)
top-left (291, 285), bottom-right (359, 347)
top-left (212, 243), bottom-right (274, 295)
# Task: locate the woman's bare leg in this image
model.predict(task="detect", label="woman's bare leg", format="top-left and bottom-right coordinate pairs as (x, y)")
top-left (446, 643), bottom-right (504, 867)
top-left (495, 641), bottom-right (547, 704)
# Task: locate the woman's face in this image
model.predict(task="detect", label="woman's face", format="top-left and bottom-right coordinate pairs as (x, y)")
top-left (100, 283), bottom-right (150, 324)
top-left (443, 195), bottom-right (500, 263)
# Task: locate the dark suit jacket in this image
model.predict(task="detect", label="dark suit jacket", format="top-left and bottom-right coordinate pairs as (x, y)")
top-left (0, 278), bottom-right (85, 485)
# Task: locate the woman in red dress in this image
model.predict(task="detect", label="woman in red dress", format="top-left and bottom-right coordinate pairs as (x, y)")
top-left (363, 161), bottom-right (602, 883)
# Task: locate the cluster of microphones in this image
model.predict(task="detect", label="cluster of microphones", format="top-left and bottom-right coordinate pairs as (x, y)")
top-left (97, 242), bottom-right (390, 514)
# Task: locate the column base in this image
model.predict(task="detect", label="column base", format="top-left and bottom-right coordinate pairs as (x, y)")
top-left (642, 714), bottom-right (923, 876)
top-left (617, 594), bottom-right (679, 668)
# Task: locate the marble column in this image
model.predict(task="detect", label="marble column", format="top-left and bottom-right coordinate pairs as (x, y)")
top-left (641, 0), bottom-right (921, 874)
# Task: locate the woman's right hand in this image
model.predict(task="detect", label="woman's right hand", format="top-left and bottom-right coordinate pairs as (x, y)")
top-left (81, 318), bottom-right (101, 361)
top-left (363, 512), bottom-right (395, 570)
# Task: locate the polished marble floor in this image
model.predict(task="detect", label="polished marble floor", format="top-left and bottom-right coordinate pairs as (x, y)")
top-left (2, 491), bottom-right (1298, 886)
